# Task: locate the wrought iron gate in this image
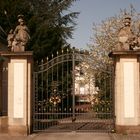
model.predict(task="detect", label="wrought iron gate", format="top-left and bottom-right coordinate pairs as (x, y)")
top-left (33, 49), bottom-right (115, 132)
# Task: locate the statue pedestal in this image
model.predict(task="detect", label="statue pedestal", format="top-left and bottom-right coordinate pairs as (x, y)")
top-left (1, 51), bottom-right (33, 135)
top-left (110, 51), bottom-right (140, 134)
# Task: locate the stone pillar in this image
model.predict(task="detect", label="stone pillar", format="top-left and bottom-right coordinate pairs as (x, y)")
top-left (1, 51), bottom-right (33, 135)
top-left (110, 51), bottom-right (140, 134)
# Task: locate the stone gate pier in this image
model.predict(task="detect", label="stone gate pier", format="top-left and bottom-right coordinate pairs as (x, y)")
top-left (0, 51), bottom-right (33, 135)
top-left (110, 51), bottom-right (140, 134)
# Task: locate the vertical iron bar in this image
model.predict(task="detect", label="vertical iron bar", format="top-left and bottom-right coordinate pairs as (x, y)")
top-left (33, 72), bottom-right (37, 131)
top-left (109, 66), bottom-right (112, 119)
top-left (32, 72), bottom-right (35, 131)
top-left (78, 50), bottom-right (80, 119)
top-left (56, 52), bottom-right (59, 121)
top-left (104, 72), bottom-right (107, 120)
top-left (61, 50), bottom-right (64, 114)
top-left (36, 73), bottom-right (39, 131)
top-left (66, 50), bottom-right (69, 119)
top-left (41, 60), bottom-right (44, 130)
top-left (46, 57), bottom-right (49, 129)
top-left (72, 49), bottom-right (75, 121)
top-left (51, 56), bottom-right (54, 123)
top-left (36, 71), bottom-right (39, 131)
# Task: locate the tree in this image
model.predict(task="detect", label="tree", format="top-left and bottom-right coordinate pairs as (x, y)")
top-left (85, 6), bottom-right (140, 117)
top-left (88, 5), bottom-right (140, 70)
top-left (0, 0), bottom-right (79, 60)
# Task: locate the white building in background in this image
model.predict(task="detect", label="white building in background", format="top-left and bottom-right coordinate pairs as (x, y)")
top-left (74, 62), bottom-right (99, 103)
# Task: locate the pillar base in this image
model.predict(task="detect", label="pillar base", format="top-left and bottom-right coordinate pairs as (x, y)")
top-left (8, 125), bottom-right (29, 136)
top-left (0, 116), bottom-right (8, 133)
top-left (116, 125), bottom-right (140, 134)
top-left (0, 116), bottom-right (30, 135)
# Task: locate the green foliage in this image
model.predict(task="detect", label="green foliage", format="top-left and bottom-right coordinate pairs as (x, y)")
top-left (0, 0), bottom-right (79, 60)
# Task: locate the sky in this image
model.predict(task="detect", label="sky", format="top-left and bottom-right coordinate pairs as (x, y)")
top-left (67, 0), bottom-right (140, 49)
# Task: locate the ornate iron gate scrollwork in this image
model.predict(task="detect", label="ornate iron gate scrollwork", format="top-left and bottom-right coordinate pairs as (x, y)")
top-left (33, 49), bottom-right (115, 132)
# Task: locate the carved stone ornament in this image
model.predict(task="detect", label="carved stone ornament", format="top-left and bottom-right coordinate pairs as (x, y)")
top-left (7, 15), bottom-right (30, 52)
top-left (116, 15), bottom-right (140, 51)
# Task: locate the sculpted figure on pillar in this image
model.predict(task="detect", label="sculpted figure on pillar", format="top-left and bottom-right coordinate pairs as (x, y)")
top-left (7, 15), bottom-right (30, 52)
top-left (116, 15), bottom-right (140, 51)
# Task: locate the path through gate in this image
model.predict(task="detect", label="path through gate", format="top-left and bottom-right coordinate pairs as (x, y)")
top-left (33, 49), bottom-right (115, 132)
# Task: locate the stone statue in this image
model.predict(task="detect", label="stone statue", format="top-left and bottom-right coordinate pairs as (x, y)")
top-left (116, 15), bottom-right (138, 51)
top-left (7, 15), bottom-right (30, 52)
